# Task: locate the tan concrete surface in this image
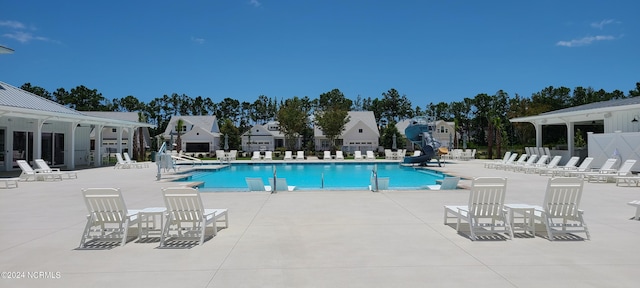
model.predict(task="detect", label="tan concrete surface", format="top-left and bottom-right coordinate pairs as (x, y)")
top-left (1, 160), bottom-right (639, 287)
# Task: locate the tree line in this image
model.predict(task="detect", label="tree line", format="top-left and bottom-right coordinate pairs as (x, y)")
top-left (20, 81), bottom-right (640, 158)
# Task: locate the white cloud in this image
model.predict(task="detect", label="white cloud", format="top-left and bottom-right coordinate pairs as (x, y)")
top-left (0, 20), bottom-right (26, 29)
top-left (590, 19), bottom-right (616, 30)
top-left (556, 35), bottom-right (616, 47)
top-left (249, 0), bottom-right (261, 7)
top-left (191, 37), bottom-right (205, 44)
top-left (3, 31), bottom-right (51, 43)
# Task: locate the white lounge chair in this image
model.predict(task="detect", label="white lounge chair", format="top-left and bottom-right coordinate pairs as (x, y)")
top-left (570, 158), bottom-right (617, 178)
top-left (245, 177), bottom-right (267, 191)
top-left (412, 150), bottom-right (421, 157)
top-left (335, 151), bottom-right (345, 160)
top-left (0, 177), bottom-right (19, 188)
top-left (354, 151), bottom-right (363, 160)
top-left (369, 176), bottom-right (389, 191)
top-left (295, 151), bottom-right (305, 160)
top-left (283, 151), bottom-right (293, 161)
top-left (498, 154), bottom-right (527, 170)
top-left (264, 151), bottom-right (273, 161)
top-left (251, 151), bottom-right (261, 161)
top-left (493, 153), bottom-right (519, 170)
top-left (521, 155), bottom-right (549, 173)
top-left (426, 177), bottom-right (460, 190)
top-left (587, 159), bottom-right (637, 183)
top-left (160, 187), bottom-right (229, 247)
top-left (366, 151), bottom-right (376, 160)
top-left (628, 200), bottom-right (640, 220)
top-left (176, 151), bottom-right (202, 165)
top-left (268, 178), bottom-right (296, 192)
top-left (539, 156), bottom-right (577, 176)
top-left (17, 160), bottom-right (62, 181)
top-left (114, 153), bottom-right (130, 169)
top-left (509, 154), bottom-right (537, 172)
top-left (444, 177), bottom-right (513, 240)
top-left (80, 188), bottom-right (141, 248)
top-left (533, 177), bottom-right (590, 241)
top-left (34, 159), bottom-right (78, 179)
top-left (323, 151), bottom-right (332, 160)
top-left (484, 151), bottom-right (511, 168)
top-left (553, 157), bottom-right (593, 177)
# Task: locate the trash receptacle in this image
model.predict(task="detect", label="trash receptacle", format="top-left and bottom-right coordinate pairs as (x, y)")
top-left (150, 151), bottom-right (156, 162)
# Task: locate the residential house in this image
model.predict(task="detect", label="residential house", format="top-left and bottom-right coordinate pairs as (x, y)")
top-left (160, 115), bottom-right (221, 155)
top-left (241, 121), bottom-right (301, 152)
top-left (83, 112), bottom-right (151, 155)
top-left (314, 111), bottom-right (379, 152)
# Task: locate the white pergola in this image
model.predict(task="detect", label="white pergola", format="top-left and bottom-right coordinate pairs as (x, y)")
top-left (510, 97), bottom-right (640, 157)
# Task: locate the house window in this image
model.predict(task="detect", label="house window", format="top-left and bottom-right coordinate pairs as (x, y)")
top-left (112, 128), bottom-right (117, 133)
top-left (440, 126), bottom-right (445, 133)
top-left (358, 129), bottom-right (363, 133)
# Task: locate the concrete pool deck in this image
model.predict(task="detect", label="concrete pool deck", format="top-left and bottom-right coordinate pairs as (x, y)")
top-left (1, 159), bottom-right (639, 287)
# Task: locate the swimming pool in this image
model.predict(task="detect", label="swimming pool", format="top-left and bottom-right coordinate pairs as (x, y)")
top-left (176, 162), bottom-right (446, 191)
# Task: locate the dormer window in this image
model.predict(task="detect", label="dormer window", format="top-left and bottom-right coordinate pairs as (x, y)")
top-left (358, 129), bottom-right (363, 133)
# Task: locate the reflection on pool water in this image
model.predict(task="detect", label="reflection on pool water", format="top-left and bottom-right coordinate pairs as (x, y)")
top-left (175, 162), bottom-right (447, 191)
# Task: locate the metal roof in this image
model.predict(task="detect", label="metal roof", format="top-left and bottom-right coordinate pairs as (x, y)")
top-left (510, 96), bottom-right (640, 125)
top-left (0, 81), bottom-right (154, 128)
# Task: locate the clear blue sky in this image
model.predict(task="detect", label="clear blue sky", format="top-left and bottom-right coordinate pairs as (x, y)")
top-left (1, 0), bottom-right (638, 109)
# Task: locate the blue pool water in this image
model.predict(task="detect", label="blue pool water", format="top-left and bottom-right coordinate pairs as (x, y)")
top-left (176, 163), bottom-right (446, 191)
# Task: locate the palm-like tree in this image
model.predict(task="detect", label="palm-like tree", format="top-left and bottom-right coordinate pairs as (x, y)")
top-left (175, 118), bottom-right (184, 152)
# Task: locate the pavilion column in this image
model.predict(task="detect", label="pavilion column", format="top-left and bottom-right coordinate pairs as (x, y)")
top-left (116, 127), bottom-right (123, 155)
top-left (34, 119), bottom-right (44, 161)
top-left (67, 122), bottom-right (77, 170)
top-left (534, 122), bottom-right (543, 148)
top-left (127, 127), bottom-right (135, 157)
top-left (95, 125), bottom-right (104, 167)
top-left (566, 121), bottom-right (575, 158)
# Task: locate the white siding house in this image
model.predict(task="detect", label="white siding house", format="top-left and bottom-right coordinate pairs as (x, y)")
top-left (241, 121), bottom-right (301, 152)
top-left (160, 115), bottom-right (220, 154)
top-left (314, 111), bottom-right (379, 152)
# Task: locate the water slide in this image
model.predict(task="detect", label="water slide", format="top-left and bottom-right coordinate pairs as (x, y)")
top-left (402, 117), bottom-right (441, 166)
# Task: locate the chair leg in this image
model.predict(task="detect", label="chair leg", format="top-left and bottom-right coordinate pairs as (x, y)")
top-left (159, 214), bottom-right (173, 247)
top-left (79, 217), bottom-right (94, 248)
top-left (200, 218), bottom-right (207, 245)
top-left (121, 219), bottom-right (130, 246)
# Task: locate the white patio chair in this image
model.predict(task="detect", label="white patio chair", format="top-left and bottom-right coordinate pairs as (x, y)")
top-left (34, 159), bottom-right (78, 179)
top-left (412, 150), bottom-right (421, 157)
top-left (160, 187), bottom-right (229, 247)
top-left (17, 160), bottom-right (62, 181)
top-left (426, 176), bottom-right (460, 190)
top-left (251, 151), bottom-right (261, 161)
top-left (444, 177), bottom-right (513, 240)
top-left (283, 151), bottom-right (293, 161)
top-left (245, 177), bottom-right (267, 191)
top-left (268, 178), bottom-right (296, 192)
top-left (295, 151), bottom-right (305, 160)
top-left (533, 177), bottom-right (590, 241)
top-left (80, 188), bottom-right (141, 248)
top-left (539, 156), bottom-right (577, 175)
top-left (323, 151), bottom-right (332, 160)
top-left (335, 151), bottom-right (345, 160)
top-left (264, 151), bottom-right (273, 161)
top-left (216, 150), bottom-right (227, 161)
top-left (366, 150), bottom-right (376, 160)
top-left (354, 151), bottom-right (363, 160)
top-left (228, 150), bottom-right (237, 160)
